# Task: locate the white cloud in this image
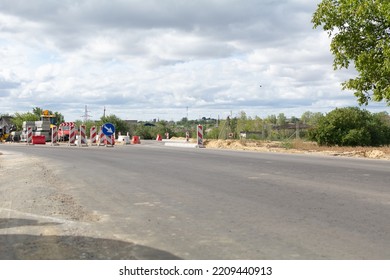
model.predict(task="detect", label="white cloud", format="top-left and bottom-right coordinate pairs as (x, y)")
top-left (0, 0), bottom-right (388, 121)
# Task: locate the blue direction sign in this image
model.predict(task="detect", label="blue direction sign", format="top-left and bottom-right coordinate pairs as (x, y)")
top-left (102, 123), bottom-right (115, 136)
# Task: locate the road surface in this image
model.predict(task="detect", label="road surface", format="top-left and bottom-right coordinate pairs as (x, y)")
top-left (0, 143), bottom-right (389, 259)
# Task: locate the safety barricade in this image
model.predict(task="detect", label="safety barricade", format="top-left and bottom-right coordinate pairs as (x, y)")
top-left (51, 126), bottom-right (59, 146)
top-left (26, 126), bottom-right (33, 145)
top-left (68, 126), bottom-right (76, 146)
top-left (105, 134), bottom-right (114, 147)
top-left (197, 125), bottom-right (204, 148)
top-left (32, 135), bottom-right (46, 145)
top-left (98, 127), bottom-right (105, 146)
top-left (90, 126), bottom-right (97, 146)
top-left (132, 136), bottom-right (141, 144)
top-left (79, 125), bottom-right (88, 147)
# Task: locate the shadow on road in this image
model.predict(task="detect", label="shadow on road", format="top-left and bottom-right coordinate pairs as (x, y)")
top-left (0, 218), bottom-right (181, 260)
top-left (0, 218), bottom-right (61, 229)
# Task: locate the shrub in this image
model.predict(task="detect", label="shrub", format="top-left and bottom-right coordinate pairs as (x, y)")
top-left (309, 107), bottom-right (390, 146)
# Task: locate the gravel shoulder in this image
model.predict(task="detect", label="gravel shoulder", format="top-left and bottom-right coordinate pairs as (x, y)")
top-left (0, 150), bottom-right (180, 260)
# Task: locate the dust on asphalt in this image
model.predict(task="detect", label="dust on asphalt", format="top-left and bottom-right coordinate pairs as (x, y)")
top-left (0, 151), bottom-right (180, 260)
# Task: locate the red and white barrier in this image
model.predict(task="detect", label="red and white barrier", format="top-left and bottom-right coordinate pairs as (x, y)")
top-left (27, 126), bottom-right (33, 145)
top-left (60, 122), bottom-right (75, 127)
top-left (105, 134), bottom-right (114, 147)
top-left (79, 125), bottom-right (87, 146)
top-left (68, 125), bottom-right (76, 146)
top-left (51, 126), bottom-right (59, 146)
top-left (98, 127), bottom-right (105, 146)
top-left (197, 125), bottom-right (204, 148)
top-left (90, 126), bottom-right (97, 145)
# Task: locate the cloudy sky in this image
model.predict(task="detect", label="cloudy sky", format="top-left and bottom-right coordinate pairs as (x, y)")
top-left (0, 0), bottom-right (388, 121)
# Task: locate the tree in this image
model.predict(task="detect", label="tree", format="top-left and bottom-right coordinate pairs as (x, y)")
top-left (309, 107), bottom-right (390, 146)
top-left (312, 0), bottom-right (390, 105)
top-left (12, 112), bottom-right (40, 130)
top-left (101, 114), bottom-right (129, 135)
top-left (277, 113), bottom-right (287, 127)
top-left (301, 111), bottom-right (323, 126)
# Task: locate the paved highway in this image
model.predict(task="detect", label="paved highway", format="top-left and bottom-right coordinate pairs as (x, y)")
top-left (1, 143), bottom-right (389, 259)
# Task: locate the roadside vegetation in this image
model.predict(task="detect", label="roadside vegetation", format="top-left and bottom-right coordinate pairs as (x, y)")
top-left (2, 107), bottom-right (389, 148)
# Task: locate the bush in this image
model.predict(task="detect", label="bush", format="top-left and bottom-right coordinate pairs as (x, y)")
top-left (309, 107), bottom-right (390, 146)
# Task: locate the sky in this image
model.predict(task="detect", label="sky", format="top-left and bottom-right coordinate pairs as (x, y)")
top-left (0, 0), bottom-right (388, 122)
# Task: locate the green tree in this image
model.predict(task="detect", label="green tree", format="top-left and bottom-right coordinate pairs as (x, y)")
top-left (12, 112), bottom-right (40, 130)
top-left (265, 114), bottom-right (277, 125)
top-left (53, 112), bottom-right (65, 126)
top-left (301, 111), bottom-right (323, 126)
top-left (277, 113), bottom-right (287, 127)
top-left (309, 107), bottom-right (390, 146)
top-left (101, 114), bottom-right (129, 135)
top-left (312, 0), bottom-right (390, 105)
top-left (32, 107), bottom-right (44, 118)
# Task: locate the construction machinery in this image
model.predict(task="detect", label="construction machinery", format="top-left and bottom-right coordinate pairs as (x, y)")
top-left (21, 110), bottom-right (57, 142)
top-left (0, 116), bottom-right (16, 142)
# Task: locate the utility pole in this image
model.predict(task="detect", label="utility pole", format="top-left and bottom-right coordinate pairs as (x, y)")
top-left (81, 105), bottom-right (91, 123)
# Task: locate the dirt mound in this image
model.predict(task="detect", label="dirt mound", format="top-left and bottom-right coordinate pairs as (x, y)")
top-left (203, 139), bottom-right (390, 160)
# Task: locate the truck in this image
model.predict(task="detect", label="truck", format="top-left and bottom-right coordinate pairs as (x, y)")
top-left (58, 122), bottom-right (76, 141)
top-left (20, 110), bottom-right (57, 142)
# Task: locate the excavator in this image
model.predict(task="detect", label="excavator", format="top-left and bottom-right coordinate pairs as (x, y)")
top-left (0, 116), bottom-right (15, 142)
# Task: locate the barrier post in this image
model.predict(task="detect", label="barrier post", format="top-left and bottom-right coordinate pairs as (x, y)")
top-left (105, 134), bottom-right (113, 147)
top-left (79, 125), bottom-right (88, 147)
top-left (68, 125), bottom-right (76, 146)
top-left (90, 126), bottom-right (97, 146)
top-left (51, 126), bottom-right (59, 146)
top-left (27, 126), bottom-right (33, 145)
top-left (98, 127), bottom-right (105, 146)
top-left (197, 125), bottom-right (205, 148)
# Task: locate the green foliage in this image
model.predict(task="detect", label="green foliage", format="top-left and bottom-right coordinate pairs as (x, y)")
top-left (134, 125), bottom-right (153, 139)
top-left (301, 111), bottom-right (323, 126)
top-left (309, 107), bottom-right (390, 146)
top-left (312, 0), bottom-right (390, 105)
top-left (277, 113), bottom-right (287, 127)
top-left (281, 140), bottom-right (293, 149)
top-left (12, 112), bottom-right (39, 130)
top-left (101, 114), bottom-right (130, 135)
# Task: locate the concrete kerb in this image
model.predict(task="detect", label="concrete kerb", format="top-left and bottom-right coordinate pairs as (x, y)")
top-left (164, 139), bottom-right (203, 148)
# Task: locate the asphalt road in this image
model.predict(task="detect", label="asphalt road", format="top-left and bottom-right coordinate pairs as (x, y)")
top-left (1, 142), bottom-right (389, 259)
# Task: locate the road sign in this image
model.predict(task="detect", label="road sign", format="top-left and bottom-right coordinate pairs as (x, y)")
top-left (102, 123), bottom-right (115, 136)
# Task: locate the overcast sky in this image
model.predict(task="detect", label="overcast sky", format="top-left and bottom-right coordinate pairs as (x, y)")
top-left (0, 0), bottom-right (388, 121)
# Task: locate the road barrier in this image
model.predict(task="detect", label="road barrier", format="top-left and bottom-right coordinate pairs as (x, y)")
top-left (132, 136), bottom-right (141, 144)
top-left (90, 126), bottom-right (97, 146)
top-left (51, 126), bottom-right (59, 146)
top-left (197, 125), bottom-right (204, 148)
top-left (68, 125), bottom-right (76, 146)
top-left (105, 134), bottom-right (114, 147)
top-left (32, 135), bottom-right (46, 145)
top-left (27, 126), bottom-right (33, 145)
top-left (79, 125), bottom-right (88, 147)
top-left (98, 127), bottom-right (105, 146)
